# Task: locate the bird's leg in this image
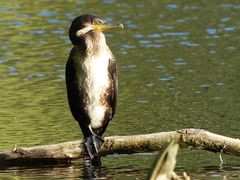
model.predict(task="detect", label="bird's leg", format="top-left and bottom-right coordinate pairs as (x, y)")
top-left (84, 126), bottom-right (104, 159)
top-left (84, 137), bottom-right (95, 159)
top-left (89, 126), bottom-right (105, 154)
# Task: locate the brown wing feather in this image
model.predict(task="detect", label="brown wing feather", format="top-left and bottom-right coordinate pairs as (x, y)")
top-left (108, 58), bottom-right (118, 119)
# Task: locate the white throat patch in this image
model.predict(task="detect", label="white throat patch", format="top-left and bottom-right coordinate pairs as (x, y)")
top-left (76, 26), bottom-right (93, 37)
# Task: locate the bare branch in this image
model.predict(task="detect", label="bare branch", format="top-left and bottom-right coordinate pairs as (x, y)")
top-left (0, 129), bottom-right (239, 167)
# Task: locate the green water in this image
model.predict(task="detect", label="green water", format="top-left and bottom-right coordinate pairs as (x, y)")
top-left (0, 0), bottom-right (239, 179)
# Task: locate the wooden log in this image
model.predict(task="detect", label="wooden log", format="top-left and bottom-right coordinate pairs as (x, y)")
top-left (0, 128), bottom-right (239, 166)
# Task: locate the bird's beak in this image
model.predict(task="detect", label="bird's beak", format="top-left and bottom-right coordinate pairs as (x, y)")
top-left (91, 23), bottom-right (124, 32)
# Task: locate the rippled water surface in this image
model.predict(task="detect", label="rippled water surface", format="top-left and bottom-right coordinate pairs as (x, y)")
top-left (0, 0), bottom-right (240, 179)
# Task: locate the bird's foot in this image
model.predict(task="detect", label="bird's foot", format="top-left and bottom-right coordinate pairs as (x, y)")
top-left (84, 134), bottom-right (104, 159)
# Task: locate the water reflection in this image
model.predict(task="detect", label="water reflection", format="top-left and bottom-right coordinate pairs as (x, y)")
top-left (159, 76), bottom-right (175, 82)
top-left (81, 166), bottom-right (108, 179)
top-left (0, 156), bottom-right (239, 179)
top-left (0, 165), bottom-right (139, 179)
top-left (174, 58), bottom-right (186, 66)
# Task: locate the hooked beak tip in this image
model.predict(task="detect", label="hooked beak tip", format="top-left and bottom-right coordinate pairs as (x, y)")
top-left (118, 23), bottom-right (124, 29)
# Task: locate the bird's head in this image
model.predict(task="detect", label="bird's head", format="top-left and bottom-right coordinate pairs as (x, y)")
top-left (69, 14), bottom-right (123, 46)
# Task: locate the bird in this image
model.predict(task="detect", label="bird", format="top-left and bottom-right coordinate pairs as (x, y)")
top-left (65, 14), bottom-right (123, 166)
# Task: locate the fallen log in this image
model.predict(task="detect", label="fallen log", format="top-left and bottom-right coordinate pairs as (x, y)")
top-left (0, 128), bottom-right (239, 167)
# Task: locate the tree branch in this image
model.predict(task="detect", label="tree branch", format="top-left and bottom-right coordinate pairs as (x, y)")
top-left (0, 128), bottom-right (239, 167)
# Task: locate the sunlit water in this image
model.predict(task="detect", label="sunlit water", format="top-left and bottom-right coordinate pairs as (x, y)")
top-left (0, 0), bottom-right (239, 179)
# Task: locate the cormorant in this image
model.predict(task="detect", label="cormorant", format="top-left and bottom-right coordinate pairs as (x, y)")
top-left (66, 14), bottom-right (123, 166)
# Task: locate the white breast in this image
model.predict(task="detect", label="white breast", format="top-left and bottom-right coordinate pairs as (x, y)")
top-left (76, 47), bottom-right (111, 129)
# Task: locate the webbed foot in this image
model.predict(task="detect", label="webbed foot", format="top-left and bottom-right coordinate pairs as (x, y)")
top-left (84, 134), bottom-right (104, 159)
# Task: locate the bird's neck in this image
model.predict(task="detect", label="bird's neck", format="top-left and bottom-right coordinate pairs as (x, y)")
top-left (84, 31), bottom-right (107, 57)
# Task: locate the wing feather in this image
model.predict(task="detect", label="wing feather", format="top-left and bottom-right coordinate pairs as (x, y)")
top-left (108, 58), bottom-right (118, 119)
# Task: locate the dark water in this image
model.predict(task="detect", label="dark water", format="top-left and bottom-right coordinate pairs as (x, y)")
top-left (0, 0), bottom-right (240, 179)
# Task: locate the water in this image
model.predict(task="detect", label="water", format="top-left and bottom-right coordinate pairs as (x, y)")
top-left (0, 0), bottom-right (240, 179)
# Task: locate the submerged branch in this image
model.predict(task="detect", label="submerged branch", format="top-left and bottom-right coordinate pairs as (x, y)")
top-left (0, 128), bottom-right (239, 166)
